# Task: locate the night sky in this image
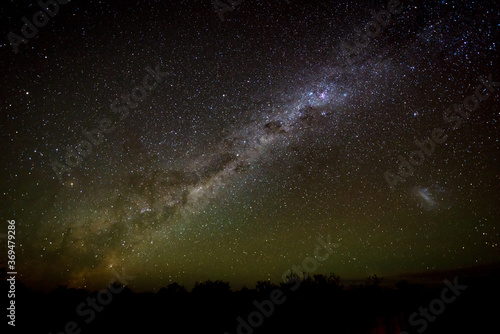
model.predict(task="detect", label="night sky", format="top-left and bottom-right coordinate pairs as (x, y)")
top-left (0, 0), bottom-right (499, 292)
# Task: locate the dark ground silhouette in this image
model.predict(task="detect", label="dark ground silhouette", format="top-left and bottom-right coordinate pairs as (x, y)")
top-left (3, 270), bottom-right (499, 334)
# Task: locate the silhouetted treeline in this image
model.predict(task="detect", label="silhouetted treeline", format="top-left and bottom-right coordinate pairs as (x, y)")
top-left (2, 272), bottom-right (499, 334)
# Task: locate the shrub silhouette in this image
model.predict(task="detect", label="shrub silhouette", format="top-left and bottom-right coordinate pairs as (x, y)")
top-left (192, 279), bottom-right (231, 297)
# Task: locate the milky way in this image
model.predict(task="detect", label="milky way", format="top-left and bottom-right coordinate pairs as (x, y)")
top-left (1, 0), bottom-right (498, 291)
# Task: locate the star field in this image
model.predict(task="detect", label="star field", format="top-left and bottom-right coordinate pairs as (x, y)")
top-left (0, 0), bottom-right (499, 292)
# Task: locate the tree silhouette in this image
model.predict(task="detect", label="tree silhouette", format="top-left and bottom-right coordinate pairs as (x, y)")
top-left (158, 282), bottom-right (187, 295)
top-left (192, 279), bottom-right (231, 296)
top-left (256, 280), bottom-right (276, 293)
top-left (366, 274), bottom-right (383, 287)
